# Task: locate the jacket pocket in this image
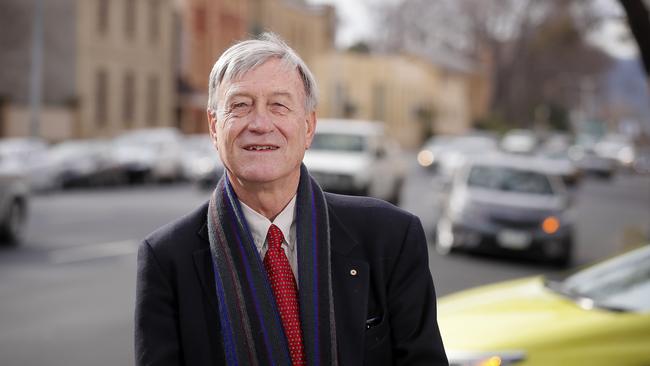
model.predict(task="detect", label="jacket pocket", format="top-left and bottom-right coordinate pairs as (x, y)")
top-left (364, 315), bottom-right (390, 351)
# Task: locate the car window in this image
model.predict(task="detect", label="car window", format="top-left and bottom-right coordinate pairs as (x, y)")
top-left (467, 166), bottom-right (554, 195)
top-left (559, 246), bottom-right (650, 312)
top-left (310, 133), bottom-right (366, 152)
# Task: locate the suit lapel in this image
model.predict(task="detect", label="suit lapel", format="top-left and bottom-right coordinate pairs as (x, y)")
top-left (328, 205), bottom-right (369, 366)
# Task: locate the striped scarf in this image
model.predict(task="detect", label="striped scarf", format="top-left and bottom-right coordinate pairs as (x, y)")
top-left (206, 164), bottom-right (338, 366)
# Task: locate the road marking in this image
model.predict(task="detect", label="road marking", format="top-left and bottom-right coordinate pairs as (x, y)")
top-left (49, 240), bottom-right (139, 264)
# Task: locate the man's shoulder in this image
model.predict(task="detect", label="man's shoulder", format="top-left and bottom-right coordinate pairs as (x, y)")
top-left (143, 201), bottom-right (209, 253)
top-left (324, 192), bottom-right (416, 227)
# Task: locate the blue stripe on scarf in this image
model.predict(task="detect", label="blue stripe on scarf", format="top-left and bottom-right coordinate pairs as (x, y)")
top-left (224, 181), bottom-right (288, 344)
top-left (225, 196), bottom-right (278, 366)
top-left (310, 180), bottom-right (321, 365)
top-left (211, 258), bottom-right (239, 366)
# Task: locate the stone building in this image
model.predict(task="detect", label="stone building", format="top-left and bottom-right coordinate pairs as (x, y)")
top-left (177, 0), bottom-right (335, 134)
top-left (0, 0), bottom-right (176, 141)
top-left (311, 51), bottom-right (478, 149)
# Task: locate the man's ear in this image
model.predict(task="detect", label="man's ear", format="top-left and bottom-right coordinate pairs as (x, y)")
top-left (207, 109), bottom-right (219, 149)
top-left (305, 111), bottom-right (317, 149)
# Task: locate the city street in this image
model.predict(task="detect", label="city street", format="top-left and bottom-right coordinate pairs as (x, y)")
top-left (1, 159), bottom-right (649, 366)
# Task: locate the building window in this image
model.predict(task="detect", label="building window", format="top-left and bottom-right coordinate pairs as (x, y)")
top-left (372, 83), bottom-right (386, 122)
top-left (149, 0), bottom-right (161, 43)
top-left (123, 72), bottom-right (136, 128)
top-left (333, 83), bottom-right (348, 117)
top-left (147, 75), bottom-right (159, 125)
top-left (97, 0), bottom-right (109, 35)
top-left (194, 6), bottom-right (206, 35)
top-left (125, 0), bottom-right (136, 40)
top-left (95, 69), bottom-right (109, 129)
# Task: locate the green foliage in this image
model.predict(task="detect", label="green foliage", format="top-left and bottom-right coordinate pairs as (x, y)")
top-left (473, 112), bottom-right (511, 134)
top-left (347, 42), bottom-right (371, 54)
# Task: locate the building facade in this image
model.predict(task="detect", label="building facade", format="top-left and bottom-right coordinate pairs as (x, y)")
top-left (311, 51), bottom-right (474, 149)
top-left (0, 0), bottom-right (176, 141)
top-left (177, 0), bottom-right (335, 134)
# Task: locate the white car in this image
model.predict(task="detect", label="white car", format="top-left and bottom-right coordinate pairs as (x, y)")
top-left (0, 137), bottom-right (58, 191)
top-left (500, 129), bottom-right (539, 154)
top-left (181, 134), bottom-right (224, 189)
top-left (112, 128), bottom-right (184, 183)
top-left (303, 119), bottom-right (406, 204)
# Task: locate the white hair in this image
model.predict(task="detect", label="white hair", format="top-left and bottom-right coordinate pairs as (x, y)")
top-left (206, 32), bottom-right (318, 117)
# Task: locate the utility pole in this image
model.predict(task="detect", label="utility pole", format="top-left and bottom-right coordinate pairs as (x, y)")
top-left (29, 0), bottom-right (44, 138)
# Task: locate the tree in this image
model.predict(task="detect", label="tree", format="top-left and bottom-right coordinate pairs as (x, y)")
top-left (618, 0), bottom-right (650, 85)
top-left (374, 0), bottom-right (612, 129)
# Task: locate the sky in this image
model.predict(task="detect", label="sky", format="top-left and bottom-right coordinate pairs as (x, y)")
top-left (307, 0), bottom-right (640, 59)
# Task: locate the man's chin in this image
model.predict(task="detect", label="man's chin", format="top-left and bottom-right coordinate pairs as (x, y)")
top-left (229, 167), bottom-right (299, 187)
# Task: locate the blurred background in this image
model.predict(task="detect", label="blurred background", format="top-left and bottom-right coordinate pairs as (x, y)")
top-left (0, 0), bottom-right (649, 365)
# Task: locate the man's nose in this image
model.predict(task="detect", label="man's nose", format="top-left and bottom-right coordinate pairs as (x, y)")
top-left (247, 106), bottom-right (274, 133)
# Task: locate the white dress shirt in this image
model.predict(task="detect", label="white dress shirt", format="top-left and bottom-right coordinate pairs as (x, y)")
top-left (239, 196), bottom-right (298, 282)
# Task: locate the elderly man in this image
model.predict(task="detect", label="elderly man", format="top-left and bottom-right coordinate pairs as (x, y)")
top-left (135, 33), bottom-right (448, 366)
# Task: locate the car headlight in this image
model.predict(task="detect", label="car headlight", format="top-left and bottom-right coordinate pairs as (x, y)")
top-left (417, 149), bottom-right (435, 167)
top-left (447, 350), bottom-right (526, 366)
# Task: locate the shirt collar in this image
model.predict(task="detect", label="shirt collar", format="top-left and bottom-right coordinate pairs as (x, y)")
top-left (239, 195), bottom-right (296, 252)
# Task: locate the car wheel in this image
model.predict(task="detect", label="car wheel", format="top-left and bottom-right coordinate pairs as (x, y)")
top-left (549, 239), bottom-right (573, 268)
top-left (0, 200), bottom-right (27, 244)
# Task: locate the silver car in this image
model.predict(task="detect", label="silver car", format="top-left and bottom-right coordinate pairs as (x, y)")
top-left (0, 170), bottom-right (29, 244)
top-left (436, 154), bottom-right (574, 266)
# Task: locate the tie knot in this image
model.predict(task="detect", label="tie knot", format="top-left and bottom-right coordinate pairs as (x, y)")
top-left (266, 224), bottom-right (284, 249)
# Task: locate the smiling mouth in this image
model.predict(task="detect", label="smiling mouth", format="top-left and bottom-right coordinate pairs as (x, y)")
top-left (244, 145), bottom-right (279, 151)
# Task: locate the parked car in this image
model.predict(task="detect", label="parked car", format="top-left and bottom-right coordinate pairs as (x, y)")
top-left (303, 119), bottom-right (406, 204)
top-left (417, 135), bottom-right (455, 170)
top-left (500, 129), bottom-right (539, 154)
top-left (181, 134), bottom-right (224, 189)
top-left (435, 135), bottom-right (499, 179)
top-left (568, 145), bottom-right (617, 178)
top-left (48, 139), bottom-right (126, 188)
top-left (536, 151), bottom-right (582, 187)
top-left (594, 134), bottom-right (636, 168)
top-left (0, 137), bottom-right (58, 191)
top-left (439, 244), bottom-right (650, 366)
top-left (0, 170), bottom-right (29, 244)
top-left (436, 154), bottom-right (574, 265)
top-left (112, 128), bottom-right (184, 183)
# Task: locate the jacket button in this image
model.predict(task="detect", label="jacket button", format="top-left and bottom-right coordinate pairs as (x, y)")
top-left (350, 269), bottom-right (358, 276)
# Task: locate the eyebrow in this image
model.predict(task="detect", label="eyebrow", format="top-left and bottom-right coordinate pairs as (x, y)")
top-left (224, 89), bottom-right (296, 102)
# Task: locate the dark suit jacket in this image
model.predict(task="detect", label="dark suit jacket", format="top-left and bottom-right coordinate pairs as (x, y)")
top-left (135, 193), bottom-right (448, 366)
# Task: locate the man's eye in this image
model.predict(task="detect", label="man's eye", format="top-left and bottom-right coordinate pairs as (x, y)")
top-left (271, 103), bottom-right (289, 113)
top-left (232, 102), bottom-right (249, 109)
top-left (228, 102), bottom-right (251, 116)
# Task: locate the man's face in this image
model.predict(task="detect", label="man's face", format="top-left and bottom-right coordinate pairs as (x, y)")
top-left (208, 58), bottom-right (316, 187)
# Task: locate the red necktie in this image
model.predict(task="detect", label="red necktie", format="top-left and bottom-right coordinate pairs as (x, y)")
top-left (264, 224), bottom-right (305, 365)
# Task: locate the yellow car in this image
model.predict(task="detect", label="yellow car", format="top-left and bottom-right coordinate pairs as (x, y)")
top-left (438, 245), bottom-right (650, 366)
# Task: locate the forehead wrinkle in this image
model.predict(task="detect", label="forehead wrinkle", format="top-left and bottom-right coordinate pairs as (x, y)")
top-left (223, 87), bottom-right (298, 103)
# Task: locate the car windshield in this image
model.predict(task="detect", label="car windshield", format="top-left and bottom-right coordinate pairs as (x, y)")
top-left (549, 246), bottom-right (650, 312)
top-left (450, 137), bottom-right (497, 153)
top-left (467, 165), bottom-right (554, 195)
top-left (310, 133), bottom-right (367, 152)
